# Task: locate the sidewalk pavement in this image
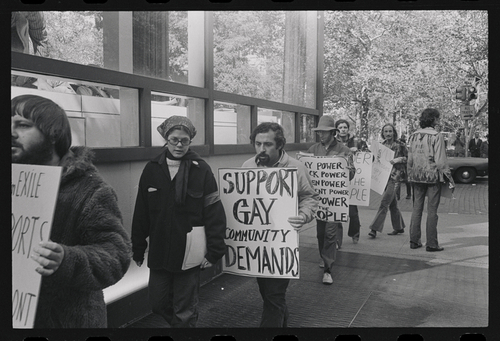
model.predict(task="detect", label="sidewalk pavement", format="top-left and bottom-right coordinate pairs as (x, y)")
top-left (126, 178), bottom-right (489, 337)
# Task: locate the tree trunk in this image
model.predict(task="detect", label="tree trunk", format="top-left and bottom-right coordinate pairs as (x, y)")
top-left (359, 87), bottom-right (369, 141)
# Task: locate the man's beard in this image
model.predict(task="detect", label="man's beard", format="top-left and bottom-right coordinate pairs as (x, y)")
top-left (12, 136), bottom-right (55, 165)
top-left (255, 151), bottom-right (271, 166)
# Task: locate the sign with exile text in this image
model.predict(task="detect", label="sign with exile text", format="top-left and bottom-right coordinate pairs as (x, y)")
top-left (349, 152), bottom-right (372, 206)
top-left (299, 156), bottom-right (349, 222)
top-left (369, 141), bottom-right (395, 195)
top-left (12, 164), bottom-right (62, 329)
top-left (218, 168), bottom-right (299, 279)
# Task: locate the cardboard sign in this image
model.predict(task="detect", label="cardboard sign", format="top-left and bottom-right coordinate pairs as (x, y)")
top-left (218, 168), bottom-right (299, 279)
top-left (298, 156), bottom-right (349, 222)
top-left (12, 164), bottom-right (62, 329)
top-left (349, 152), bottom-right (372, 206)
top-left (369, 140), bottom-right (395, 195)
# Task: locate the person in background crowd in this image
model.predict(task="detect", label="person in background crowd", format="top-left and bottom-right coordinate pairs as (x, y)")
top-left (11, 11), bottom-right (47, 54)
top-left (407, 108), bottom-right (455, 252)
top-left (307, 116), bottom-right (355, 285)
top-left (368, 123), bottom-right (407, 238)
top-left (480, 134), bottom-right (488, 158)
top-left (335, 119), bottom-right (366, 243)
top-left (452, 131), bottom-right (465, 157)
top-left (12, 94), bottom-right (131, 328)
top-left (399, 134), bottom-right (412, 199)
top-left (243, 122), bottom-right (318, 327)
top-left (468, 132), bottom-right (482, 157)
top-left (132, 116), bottom-right (226, 328)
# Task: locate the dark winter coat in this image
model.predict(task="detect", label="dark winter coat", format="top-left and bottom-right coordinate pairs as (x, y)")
top-left (131, 149), bottom-right (226, 271)
top-left (34, 146), bottom-right (131, 328)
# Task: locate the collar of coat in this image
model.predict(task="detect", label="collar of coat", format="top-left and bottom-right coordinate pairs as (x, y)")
top-left (57, 146), bottom-right (96, 184)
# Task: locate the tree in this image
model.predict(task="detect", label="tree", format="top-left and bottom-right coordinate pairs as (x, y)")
top-left (323, 10), bottom-right (488, 142)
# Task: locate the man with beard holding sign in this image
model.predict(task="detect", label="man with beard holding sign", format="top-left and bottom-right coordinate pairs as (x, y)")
top-left (11, 95), bottom-right (131, 328)
top-left (242, 122), bottom-right (318, 327)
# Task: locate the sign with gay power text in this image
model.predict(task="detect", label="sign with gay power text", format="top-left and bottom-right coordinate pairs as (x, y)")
top-left (12, 164), bottom-right (62, 328)
top-left (218, 167), bottom-right (299, 279)
top-left (298, 155), bottom-right (349, 223)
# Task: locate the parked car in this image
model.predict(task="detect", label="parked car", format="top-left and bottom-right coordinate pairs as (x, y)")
top-left (447, 157), bottom-right (488, 183)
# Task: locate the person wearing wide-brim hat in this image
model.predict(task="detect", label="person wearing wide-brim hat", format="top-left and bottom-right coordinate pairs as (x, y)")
top-left (131, 115), bottom-right (227, 327)
top-left (306, 115), bottom-right (356, 285)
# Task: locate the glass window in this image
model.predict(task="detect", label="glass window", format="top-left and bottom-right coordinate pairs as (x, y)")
top-left (213, 11), bottom-right (317, 108)
top-left (214, 102), bottom-right (251, 145)
top-left (11, 70), bottom-right (140, 148)
top-left (151, 92), bottom-right (205, 146)
top-left (28, 11), bottom-right (199, 85)
top-left (258, 108), bottom-right (295, 144)
top-left (300, 114), bottom-right (316, 143)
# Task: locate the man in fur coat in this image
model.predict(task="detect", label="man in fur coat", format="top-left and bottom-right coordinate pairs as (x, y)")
top-left (11, 94), bottom-right (132, 328)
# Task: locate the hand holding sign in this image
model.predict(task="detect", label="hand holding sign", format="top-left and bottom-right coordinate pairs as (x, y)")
top-left (31, 241), bottom-right (65, 276)
top-left (288, 213), bottom-right (306, 230)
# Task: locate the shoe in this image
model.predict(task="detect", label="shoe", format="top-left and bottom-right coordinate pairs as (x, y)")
top-left (426, 246), bottom-right (444, 252)
top-left (368, 230), bottom-right (377, 238)
top-left (387, 229), bottom-right (404, 235)
top-left (352, 236), bottom-right (359, 244)
top-left (319, 259), bottom-right (324, 268)
top-left (322, 272), bottom-right (333, 285)
top-left (410, 242), bottom-right (422, 249)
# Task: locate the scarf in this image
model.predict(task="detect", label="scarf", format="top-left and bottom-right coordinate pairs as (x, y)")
top-left (166, 149), bottom-right (204, 205)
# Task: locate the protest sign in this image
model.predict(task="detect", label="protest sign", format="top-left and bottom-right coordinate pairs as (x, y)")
top-left (369, 140), bottom-right (395, 195)
top-left (349, 152), bottom-right (372, 206)
top-left (298, 156), bottom-right (349, 222)
top-left (12, 164), bottom-right (62, 329)
top-left (218, 167), bottom-right (299, 279)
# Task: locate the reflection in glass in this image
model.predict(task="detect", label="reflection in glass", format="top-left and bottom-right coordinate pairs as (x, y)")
top-left (214, 11), bottom-right (317, 108)
top-left (11, 70), bottom-right (139, 148)
top-left (258, 108), bottom-right (295, 144)
top-left (214, 102), bottom-right (251, 145)
top-left (300, 114), bottom-right (316, 143)
top-left (36, 11), bottom-right (190, 84)
top-left (151, 92), bottom-right (205, 146)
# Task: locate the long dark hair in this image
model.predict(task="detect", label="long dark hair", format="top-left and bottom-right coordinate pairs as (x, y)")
top-left (380, 123), bottom-right (398, 141)
top-left (11, 95), bottom-right (72, 158)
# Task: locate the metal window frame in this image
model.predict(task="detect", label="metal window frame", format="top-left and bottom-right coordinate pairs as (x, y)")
top-left (11, 11), bottom-right (323, 163)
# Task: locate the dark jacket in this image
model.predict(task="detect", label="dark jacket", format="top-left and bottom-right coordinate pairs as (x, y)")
top-left (469, 138), bottom-right (482, 157)
top-left (34, 146), bottom-right (131, 328)
top-left (132, 149), bottom-right (226, 271)
top-left (337, 133), bottom-right (369, 152)
top-left (383, 139), bottom-right (408, 182)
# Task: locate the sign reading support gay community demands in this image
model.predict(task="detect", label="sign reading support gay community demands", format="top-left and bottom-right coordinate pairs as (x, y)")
top-left (299, 156), bottom-right (349, 222)
top-left (12, 164), bottom-right (62, 329)
top-left (369, 140), bottom-right (395, 195)
top-left (349, 152), bottom-right (373, 206)
top-left (218, 168), bottom-right (299, 279)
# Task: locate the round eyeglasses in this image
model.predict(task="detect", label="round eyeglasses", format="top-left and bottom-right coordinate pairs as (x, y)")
top-left (167, 137), bottom-right (192, 146)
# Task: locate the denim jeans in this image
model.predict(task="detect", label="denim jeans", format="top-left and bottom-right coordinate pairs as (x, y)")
top-left (409, 182), bottom-right (442, 248)
top-left (256, 277), bottom-right (290, 327)
top-left (316, 220), bottom-right (342, 273)
top-left (369, 179), bottom-right (405, 232)
top-left (148, 267), bottom-right (201, 327)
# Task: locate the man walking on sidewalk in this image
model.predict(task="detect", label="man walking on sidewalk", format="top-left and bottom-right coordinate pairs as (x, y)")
top-left (242, 122), bottom-right (319, 327)
top-left (407, 108), bottom-right (455, 251)
top-left (307, 116), bottom-right (355, 285)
